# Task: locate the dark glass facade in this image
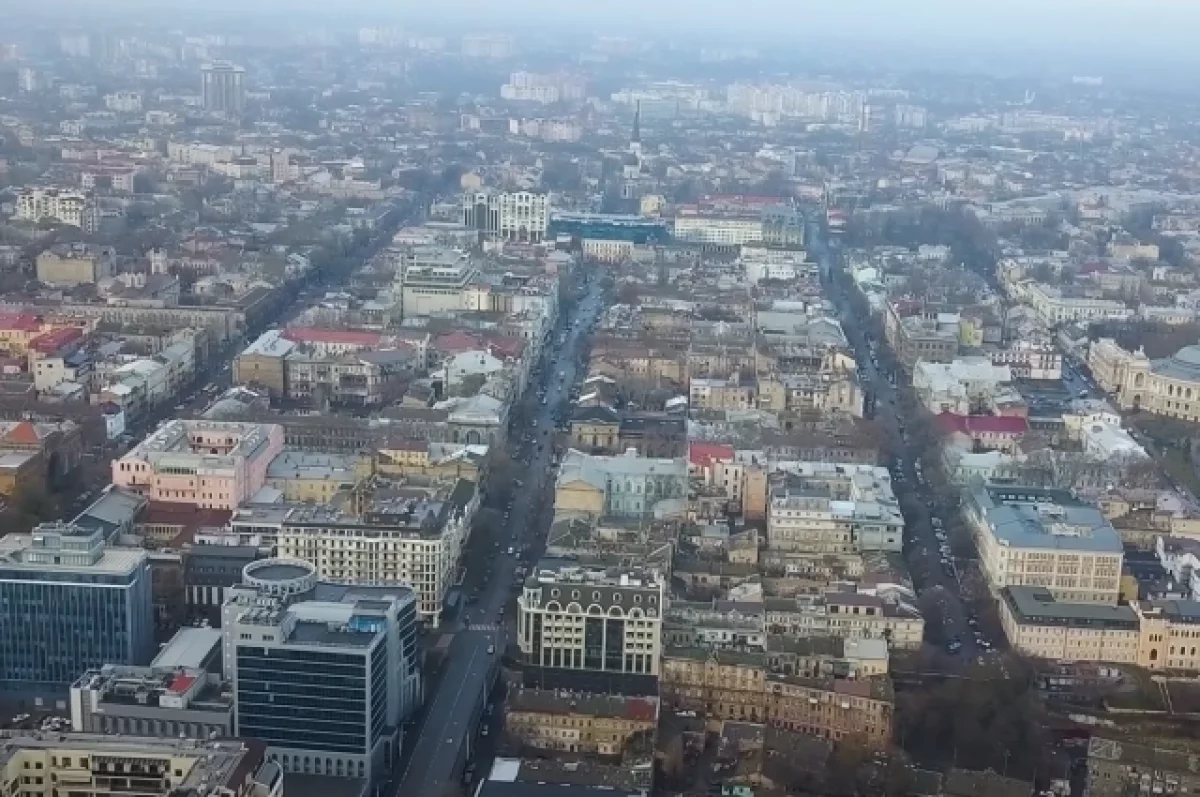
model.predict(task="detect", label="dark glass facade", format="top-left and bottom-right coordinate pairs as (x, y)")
top-left (0, 565), bottom-right (153, 691)
top-left (236, 642), bottom-right (385, 755)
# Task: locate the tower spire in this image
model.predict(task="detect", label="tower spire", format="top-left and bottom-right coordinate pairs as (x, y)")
top-left (631, 100), bottom-right (641, 148)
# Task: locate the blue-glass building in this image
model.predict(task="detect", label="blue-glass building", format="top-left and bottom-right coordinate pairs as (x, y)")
top-left (549, 211), bottom-right (670, 245)
top-left (223, 558), bottom-right (420, 788)
top-left (0, 521), bottom-right (153, 695)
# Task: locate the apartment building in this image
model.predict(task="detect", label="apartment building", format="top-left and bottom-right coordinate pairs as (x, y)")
top-left (505, 688), bottom-right (659, 756)
top-left (276, 481), bottom-right (477, 626)
top-left (763, 591), bottom-right (925, 650)
top-left (766, 675), bottom-right (893, 749)
top-left (36, 245), bottom-right (114, 287)
top-left (689, 376), bottom-right (757, 411)
top-left (990, 340), bottom-right (1062, 381)
top-left (883, 301), bottom-right (959, 369)
top-left (766, 463), bottom-right (904, 554)
top-left (660, 647), bottom-right (891, 746)
top-left (1089, 338), bottom-right (1200, 421)
top-left (965, 484), bottom-right (1124, 604)
top-left (17, 187), bottom-right (91, 227)
top-left (222, 559), bottom-right (420, 786)
top-left (112, 421), bottom-right (285, 510)
top-left (1024, 283), bottom-right (1129, 326)
top-left (461, 191), bottom-right (550, 242)
top-left (264, 451), bottom-right (368, 503)
top-left (660, 648), bottom-right (768, 722)
top-left (999, 586), bottom-right (1141, 664)
top-left (0, 735), bottom-right (280, 797)
top-left (672, 214), bottom-right (764, 246)
top-left (555, 449), bottom-right (688, 520)
top-left (756, 373), bottom-right (864, 418)
top-left (396, 246), bottom-right (481, 318)
top-left (517, 563), bottom-right (665, 675)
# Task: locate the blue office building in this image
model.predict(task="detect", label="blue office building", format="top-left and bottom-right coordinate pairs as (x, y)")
top-left (549, 211), bottom-right (670, 245)
top-left (0, 521), bottom-right (153, 695)
top-left (223, 558), bottom-right (420, 788)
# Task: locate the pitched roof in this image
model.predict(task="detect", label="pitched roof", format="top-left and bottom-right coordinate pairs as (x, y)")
top-left (936, 412), bottom-right (1029, 435)
top-left (3, 421), bottom-right (43, 446)
top-left (689, 442), bottom-right (735, 467)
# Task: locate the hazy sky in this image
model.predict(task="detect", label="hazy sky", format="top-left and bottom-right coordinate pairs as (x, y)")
top-left (21, 0), bottom-right (1200, 68)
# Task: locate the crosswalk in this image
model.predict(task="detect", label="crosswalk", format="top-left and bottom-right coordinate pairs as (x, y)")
top-left (466, 623), bottom-right (500, 633)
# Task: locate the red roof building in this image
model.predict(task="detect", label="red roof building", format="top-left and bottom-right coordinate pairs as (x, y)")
top-left (936, 412), bottom-right (1029, 453)
top-left (28, 326), bottom-right (84, 356)
top-left (689, 442), bottom-right (735, 469)
top-left (284, 327), bottom-right (382, 348)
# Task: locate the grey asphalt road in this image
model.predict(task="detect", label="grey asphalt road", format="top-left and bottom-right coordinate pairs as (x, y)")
top-left (394, 276), bottom-right (605, 797)
top-left (819, 233), bottom-right (990, 662)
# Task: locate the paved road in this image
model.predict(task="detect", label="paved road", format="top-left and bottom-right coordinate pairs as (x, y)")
top-left (394, 275), bottom-right (606, 797)
top-left (817, 232), bottom-right (990, 662)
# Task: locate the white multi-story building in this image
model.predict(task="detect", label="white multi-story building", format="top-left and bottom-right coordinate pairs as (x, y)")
top-left (672, 214), bottom-right (763, 246)
top-left (17, 188), bottom-right (90, 227)
top-left (767, 462), bottom-right (904, 554)
top-left (461, 191), bottom-right (550, 242)
top-left (964, 483), bottom-right (1124, 605)
top-left (396, 246), bottom-right (481, 318)
top-left (1023, 283), bottom-right (1130, 326)
top-left (517, 562), bottom-right (665, 675)
top-left (990, 340), bottom-right (1062, 381)
top-left (276, 485), bottom-right (479, 626)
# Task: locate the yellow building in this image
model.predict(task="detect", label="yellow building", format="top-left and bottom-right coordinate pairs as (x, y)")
top-left (505, 688), bottom-right (659, 756)
top-left (35, 245), bottom-right (113, 287)
top-left (264, 451), bottom-right (369, 503)
top-left (569, 406), bottom-right (621, 452)
top-left (375, 441), bottom-right (482, 482)
top-left (999, 586), bottom-right (1141, 664)
top-left (765, 674), bottom-right (893, 749)
top-left (1132, 600), bottom-right (1200, 671)
top-left (660, 648), bottom-right (768, 723)
top-left (0, 734), bottom-right (279, 797)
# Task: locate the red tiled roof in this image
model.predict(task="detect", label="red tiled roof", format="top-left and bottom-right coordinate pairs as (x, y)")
top-left (625, 697), bottom-right (658, 722)
top-left (0, 313), bottom-right (43, 332)
top-left (936, 412), bottom-right (1029, 435)
top-left (3, 421), bottom-right (42, 445)
top-left (432, 331), bottom-right (482, 353)
top-left (284, 327), bottom-right (381, 346)
top-left (29, 327), bottom-right (83, 353)
top-left (486, 335), bottom-right (527, 359)
top-left (689, 442), bottom-right (735, 467)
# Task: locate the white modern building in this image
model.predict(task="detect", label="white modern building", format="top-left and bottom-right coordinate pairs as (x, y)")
top-left (517, 562), bottom-right (666, 675)
top-left (672, 214), bottom-right (764, 246)
top-left (17, 188), bottom-right (90, 227)
top-left (461, 191), bottom-right (550, 243)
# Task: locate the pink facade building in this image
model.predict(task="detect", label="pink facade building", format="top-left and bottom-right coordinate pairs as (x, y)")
top-left (112, 420), bottom-right (284, 510)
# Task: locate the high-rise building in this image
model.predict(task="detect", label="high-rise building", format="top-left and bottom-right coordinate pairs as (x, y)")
top-left (201, 62), bottom-right (246, 115)
top-left (461, 191), bottom-right (550, 243)
top-left (222, 558), bottom-right (420, 787)
top-left (0, 522), bottom-right (153, 694)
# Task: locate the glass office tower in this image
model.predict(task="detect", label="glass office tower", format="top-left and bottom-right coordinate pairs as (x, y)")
top-left (0, 522), bottom-right (153, 694)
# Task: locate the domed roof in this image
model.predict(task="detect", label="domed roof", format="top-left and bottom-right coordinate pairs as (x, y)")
top-left (1172, 345), bottom-right (1200, 367)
